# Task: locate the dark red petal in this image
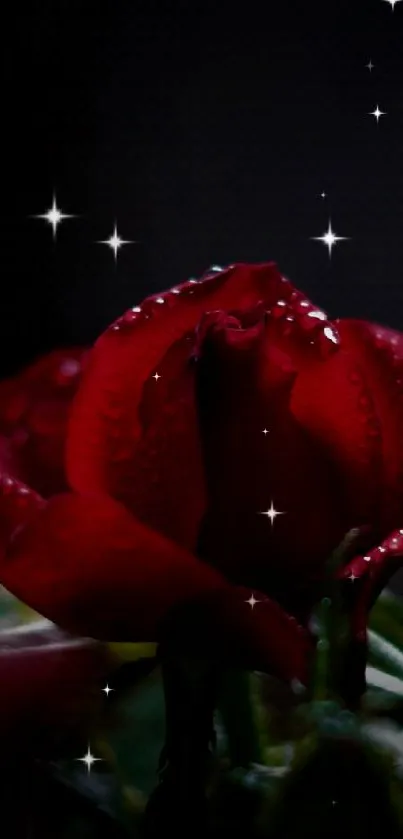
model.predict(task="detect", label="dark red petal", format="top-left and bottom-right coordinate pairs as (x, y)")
top-left (290, 340), bottom-right (383, 528)
top-left (0, 484), bottom-right (310, 683)
top-left (334, 319), bottom-right (403, 530)
top-left (338, 527), bottom-right (403, 586)
top-left (0, 348), bottom-right (87, 496)
top-left (164, 587), bottom-right (312, 684)
top-left (66, 264), bottom-right (310, 544)
top-left (0, 620), bottom-right (111, 752)
top-left (194, 313), bottom-right (346, 610)
top-left (264, 291), bottom-right (340, 367)
top-left (336, 529), bottom-right (403, 651)
top-left (0, 473), bottom-right (45, 559)
top-left (0, 348), bottom-right (86, 433)
top-left (0, 435), bottom-right (22, 481)
top-left (103, 330), bottom-right (207, 549)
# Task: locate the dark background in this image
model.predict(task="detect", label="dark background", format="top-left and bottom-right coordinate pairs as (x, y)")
top-left (3, 0), bottom-right (403, 376)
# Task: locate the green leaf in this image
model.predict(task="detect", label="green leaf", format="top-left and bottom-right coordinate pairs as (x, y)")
top-left (369, 591), bottom-right (403, 652)
top-left (368, 630), bottom-right (403, 682)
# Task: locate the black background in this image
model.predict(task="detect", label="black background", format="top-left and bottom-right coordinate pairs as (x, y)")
top-left (3, 0), bottom-right (403, 375)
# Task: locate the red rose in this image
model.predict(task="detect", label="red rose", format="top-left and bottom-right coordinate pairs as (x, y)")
top-left (0, 348), bottom-right (87, 496)
top-left (0, 263), bottom-right (402, 692)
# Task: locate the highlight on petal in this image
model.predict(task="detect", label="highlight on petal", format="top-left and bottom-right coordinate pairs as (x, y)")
top-left (0, 348), bottom-right (87, 496)
top-left (0, 485), bottom-right (311, 684)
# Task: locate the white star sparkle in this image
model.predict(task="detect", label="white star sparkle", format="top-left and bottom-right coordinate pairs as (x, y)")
top-left (262, 428), bottom-right (270, 435)
top-left (98, 223), bottom-right (133, 261)
top-left (102, 684), bottom-right (114, 696)
top-left (33, 195), bottom-right (75, 239)
top-left (76, 746), bottom-right (102, 773)
top-left (311, 220), bottom-right (349, 258)
top-left (348, 571), bottom-right (358, 582)
top-left (260, 502), bottom-right (285, 526)
top-left (153, 372), bottom-right (161, 381)
top-left (369, 105), bottom-right (386, 122)
top-left (383, 0), bottom-right (401, 9)
top-left (245, 593), bottom-right (260, 609)
top-left (320, 191), bottom-right (327, 198)
top-left (366, 60), bottom-right (374, 71)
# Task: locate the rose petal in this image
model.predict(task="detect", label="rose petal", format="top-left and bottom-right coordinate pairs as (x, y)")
top-left (0, 473), bottom-right (45, 557)
top-left (0, 435), bottom-right (22, 480)
top-left (290, 338), bottom-right (383, 528)
top-left (66, 264), bottom-right (301, 545)
top-left (0, 483), bottom-right (310, 682)
top-left (103, 331), bottom-right (207, 549)
top-left (335, 319), bottom-right (403, 530)
top-left (0, 349), bottom-right (87, 496)
top-left (194, 313), bottom-right (346, 615)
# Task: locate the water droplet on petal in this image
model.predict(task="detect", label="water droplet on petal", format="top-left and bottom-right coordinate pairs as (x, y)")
top-left (121, 311), bottom-right (139, 326)
top-left (317, 326), bottom-right (340, 357)
top-left (59, 358), bottom-right (81, 378)
top-left (307, 310), bottom-right (327, 321)
top-left (323, 326), bottom-right (339, 344)
top-left (272, 300), bottom-right (288, 318)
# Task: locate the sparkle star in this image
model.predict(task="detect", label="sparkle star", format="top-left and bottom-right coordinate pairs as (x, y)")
top-left (383, 0), bottom-right (401, 9)
top-left (76, 746), bottom-right (102, 773)
top-left (366, 60), bottom-right (374, 71)
top-left (262, 428), bottom-right (270, 435)
top-left (348, 571), bottom-right (357, 582)
top-left (260, 502), bottom-right (285, 525)
top-left (98, 223), bottom-right (133, 261)
top-left (369, 105), bottom-right (386, 122)
top-left (320, 191), bottom-right (327, 198)
top-left (33, 195), bottom-right (75, 239)
top-left (153, 372), bottom-right (161, 381)
top-left (246, 593), bottom-right (260, 609)
top-left (311, 220), bottom-right (349, 258)
top-left (102, 684), bottom-right (114, 696)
